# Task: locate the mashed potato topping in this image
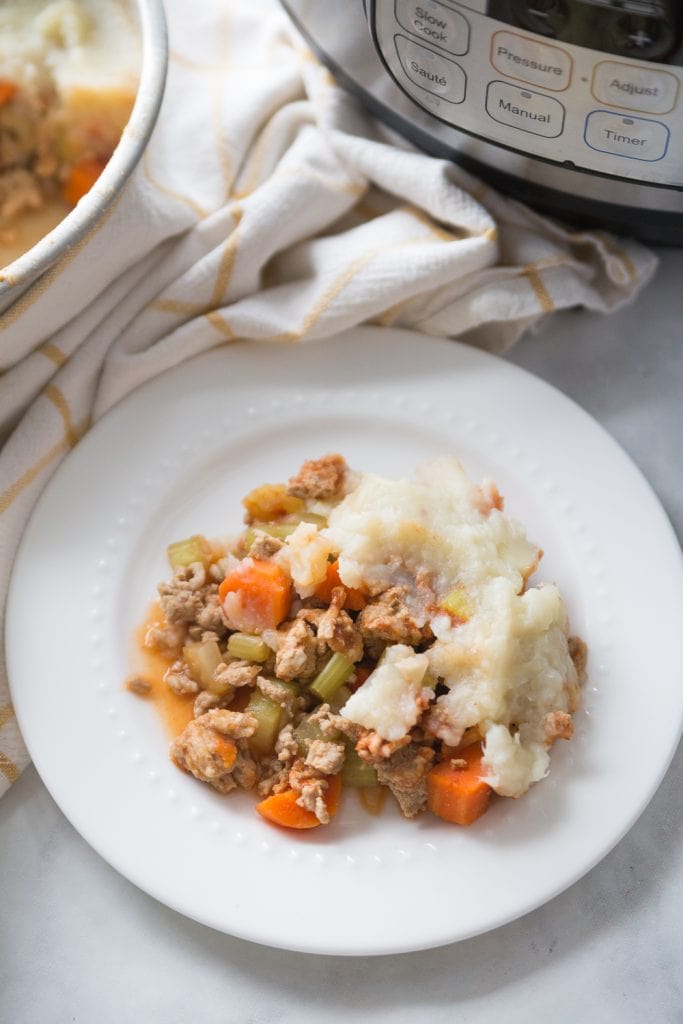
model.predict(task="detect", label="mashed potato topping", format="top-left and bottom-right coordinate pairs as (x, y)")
top-left (326, 457), bottom-right (539, 603)
top-left (341, 644), bottom-right (431, 741)
top-left (325, 458), bottom-right (579, 798)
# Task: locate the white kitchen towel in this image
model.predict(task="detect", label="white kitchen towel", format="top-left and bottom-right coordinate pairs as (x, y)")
top-left (0, 0), bottom-right (657, 793)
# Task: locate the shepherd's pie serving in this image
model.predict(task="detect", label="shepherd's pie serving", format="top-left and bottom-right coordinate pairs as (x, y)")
top-left (129, 454), bottom-right (586, 830)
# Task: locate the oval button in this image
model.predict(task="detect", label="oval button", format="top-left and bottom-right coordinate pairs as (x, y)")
top-left (485, 81), bottom-right (565, 138)
top-left (490, 30), bottom-right (572, 92)
top-left (395, 34), bottom-right (466, 104)
top-left (592, 61), bottom-right (679, 115)
top-left (584, 111), bottom-right (670, 161)
top-left (395, 0), bottom-right (470, 56)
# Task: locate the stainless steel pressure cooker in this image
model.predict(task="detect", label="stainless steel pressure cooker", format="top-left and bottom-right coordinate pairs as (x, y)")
top-left (281, 0), bottom-right (683, 242)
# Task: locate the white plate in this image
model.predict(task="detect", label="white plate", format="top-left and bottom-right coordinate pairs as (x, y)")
top-left (6, 327), bottom-right (683, 955)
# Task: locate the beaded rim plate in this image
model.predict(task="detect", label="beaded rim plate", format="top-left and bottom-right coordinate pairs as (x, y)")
top-left (6, 327), bottom-right (683, 955)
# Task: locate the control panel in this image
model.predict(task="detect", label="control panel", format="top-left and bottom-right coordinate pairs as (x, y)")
top-left (370, 0), bottom-right (683, 185)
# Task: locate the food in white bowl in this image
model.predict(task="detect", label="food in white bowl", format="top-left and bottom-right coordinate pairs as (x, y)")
top-left (128, 454), bottom-right (586, 831)
top-left (0, 0), bottom-right (140, 266)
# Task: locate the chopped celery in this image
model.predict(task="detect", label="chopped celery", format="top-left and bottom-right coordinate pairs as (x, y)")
top-left (297, 512), bottom-right (328, 528)
top-left (341, 744), bottom-right (378, 788)
top-left (183, 639), bottom-right (223, 690)
top-left (242, 512), bottom-right (327, 553)
top-left (293, 714), bottom-right (340, 756)
top-left (227, 632), bottom-right (271, 663)
top-left (441, 586), bottom-right (473, 622)
top-left (246, 690), bottom-right (282, 756)
top-left (167, 534), bottom-right (211, 569)
top-left (309, 652), bottom-right (355, 703)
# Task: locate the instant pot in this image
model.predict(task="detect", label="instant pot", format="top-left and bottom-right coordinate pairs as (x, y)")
top-left (282, 0), bottom-right (683, 242)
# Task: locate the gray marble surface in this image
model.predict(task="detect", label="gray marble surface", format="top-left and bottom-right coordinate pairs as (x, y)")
top-left (2, 249), bottom-right (681, 1024)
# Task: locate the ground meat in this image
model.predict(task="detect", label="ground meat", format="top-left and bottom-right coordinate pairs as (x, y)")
top-left (317, 587), bottom-right (364, 662)
top-left (357, 587), bottom-right (431, 649)
top-left (275, 723), bottom-right (299, 763)
top-left (297, 608), bottom-right (325, 629)
top-left (125, 675), bottom-right (152, 697)
top-left (356, 730), bottom-right (411, 763)
top-left (313, 705), bottom-right (362, 742)
top-left (204, 708), bottom-right (259, 739)
top-left (257, 758), bottom-right (290, 797)
top-left (544, 711), bottom-right (574, 742)
top-left (305, 739), bottom-right (345, 776)
top-left (157, 565), bottom-right (228, 636)
top-left (286, 453), bottom-right (347, 500)
top-left (257, 726), bottom-right (301, 797)
top-left (274, 618), bottom-right (321, 681)
top-left (257, 675), bottom-right (301, 715)
top-left (288, 758), bottom-right (333, 824)
top-left (195, 588), bottom-right (228, 636)
top-left (214, 659), bottom-right (260, 690)
top-left (158, 563), bottom-right (208, 626)
top-left (232, 742), bottom-right (260, 790)
top-left (374, 743), bottom-right (435, 818)
top-left (193, 691), bottom-right (230, 718)
top-left (164, 660), bottom-right (199, 696)
top-left (144, 621), bottom-right (187, 658)
top-left (249, 533), bottom-right (283, 560)
top-left (170, 710), bottom-right (256, 794)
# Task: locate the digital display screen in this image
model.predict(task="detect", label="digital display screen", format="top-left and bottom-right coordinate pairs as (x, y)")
top-left (486, 0), bottom-right (683, 63)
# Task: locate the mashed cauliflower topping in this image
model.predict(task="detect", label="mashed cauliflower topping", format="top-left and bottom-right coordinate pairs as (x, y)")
top-left (326, 457), bottom-right (579, 798)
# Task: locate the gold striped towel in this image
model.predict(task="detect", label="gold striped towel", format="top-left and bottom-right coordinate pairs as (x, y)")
top-left (0, 0), bottom-right (657, 795)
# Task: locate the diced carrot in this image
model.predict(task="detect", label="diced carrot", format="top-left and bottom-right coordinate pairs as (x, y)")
top-left (213, 735), bottom-right (237, 770)
top-left (0, 80), bottom-right (17, 106)
top-left (218, 558), bottom-right (292, 632)
top-left (314, 559), bottom-right (366, 611)
top-left (62, 157), bottom-right (107, 206)
top-left (427, 742), bottom-right (492, 826)
top-left (256, 774), bottom-right (342, 829)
